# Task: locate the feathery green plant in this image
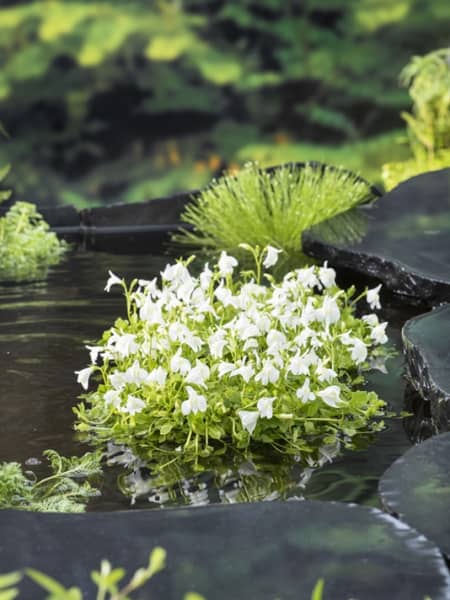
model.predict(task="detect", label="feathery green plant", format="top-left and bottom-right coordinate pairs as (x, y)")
top-left (0, 450), bottom-right (102, 513)
top-left (0, 200), bottom-right (68, 282)
top-left (382, 48), bottom-right (450, 189)
top-left (173, 163), bottom-right (374, 267)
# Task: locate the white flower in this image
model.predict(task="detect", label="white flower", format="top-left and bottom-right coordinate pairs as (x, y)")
top-left (350, 339), bottom-right (367, 364)
top-left (318, 262), bottom-right (336, 289)
top-left (218, 251), bottom-right (238, 277)
top-left (139, 300), bottom-right (164, 325)
top-left (366, 284), bottom-right (382, 310)
top-left (199, 263), bottom-right (213, 290)
top-left (181, 386), bottom-right (207, 415)
top-left (161, 262), bottom-right (191, 288)
top-left (185, 360), bottom-right (210, 387)
top-left (87, 345), bottom-right (103, 365)
top-left (300, 298), bottom-right (317, 325)
top-left (230, 361), bottom-right (255, 383)
top-left (124, 360), bottom-right (149, 385)
top-left (317, 385), bottom-right (343, 407)
top-left (316, 296), bottom-right (340, 325)
top-left (218, 361), bottom-right (236, 378)
top-left (296, 378), bottom-right (315, 403)
top-left (109, 370), bottom-right (127, 390)
top-left (371, 322), bottom-right (388, 345)
top-left (234, 315), bottom-right (260, 341)
top-left (109, 333), bottom-right (138, 358)
top-left (362, 314), bottom-right (379, 327)
top-left (104, 271), bottom-right (122, 292)
top-left (170, 350), bottom-right (191, 375)
top-left (255, 359), bottom-right (280, 385)
top-left (125, 395), bottom-right (146, 416)
top-left (104, 389), bottom-right (122, 409)
top-left (147, 366), bottom-right (167, 387)
top-left (257, 396), bottom-right (275, 418)
top-left (296, 266), bottom-right (319, 289)
top-left (294, 327), bottom-right (315, 348)
top-left (263, 246), bottom-right (282, 268)
top-left (243, 338), bottom-right (258, 351)
top-left (238, 410), bottom-right (259, 434)
top-left (316, 363), bottom-right (337, 383)
top-left (75, 367), bottom-right (94, 390)
top-left (214, 285), bottom-right (237, 307)
top-left (266, 329), bottom-right (288, 354)
top-left (288, 352), bottom-right (309, 376)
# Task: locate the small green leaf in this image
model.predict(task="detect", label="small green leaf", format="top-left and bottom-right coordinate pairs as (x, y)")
top-left (0, 573), bottom-right (21, 590)
top-left (25, 568), bottom-right (70, 594)
top-left (311, 578), bottom-right (325, 600)
top-left (147, 547), bottom-right (167, 578)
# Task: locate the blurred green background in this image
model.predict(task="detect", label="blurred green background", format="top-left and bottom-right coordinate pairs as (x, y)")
top-left (0, 0), bottom-right (449, 208)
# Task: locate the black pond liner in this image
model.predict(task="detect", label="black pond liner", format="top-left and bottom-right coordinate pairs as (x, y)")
top-left (379, 432), bottom-right (450, 560)
top-left (1, 500), bottom-right (450, 600)
top-left (6, 161), bottom-right (380, 254)
top-left (303, 168), bottom-right (450, 306)
top-left (402, 305), bottom-right (450, 427)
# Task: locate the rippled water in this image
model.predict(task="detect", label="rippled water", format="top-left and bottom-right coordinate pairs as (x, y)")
top-left (0, 250), bottom-right (425, 511)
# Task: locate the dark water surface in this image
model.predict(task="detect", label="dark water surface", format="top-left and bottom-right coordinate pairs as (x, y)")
top-left (0, 251), bottom-right (425, 511)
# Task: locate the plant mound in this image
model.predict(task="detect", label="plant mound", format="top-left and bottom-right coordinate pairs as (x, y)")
top-left (75, 247), bottom-right (389, 465)
top-left (173, 163), bottom-right (374, 266)
top-left (0, 201), bottom-right (67, 281)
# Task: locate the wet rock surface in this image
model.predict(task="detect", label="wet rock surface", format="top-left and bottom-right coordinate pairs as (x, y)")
top-left (402, 305), bottom-right (450, 427)
top-left (303, 168), bottom-right (450, 304)
top-left (379, 432), bottom-right (450, 559)
top-left (1, 501), bottom-right (450, 600)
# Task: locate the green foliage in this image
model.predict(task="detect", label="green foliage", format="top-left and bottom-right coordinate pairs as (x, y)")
top-left (174, 163), bottom-right (374, 264)
top-left (0, 201), bottom-right (68, 282)
top-left (0, 450), bottom-right (102, 513)
top-left (382, 150), bottom-right (450, 190)
top-left (400, 48), bottom-right (450, 158)
top-left (1, 1), bottom-right (450, 206)
top-left (382, 48), bottom-right (450, 189)
top-left (0, 548), bottom-right (190, 600)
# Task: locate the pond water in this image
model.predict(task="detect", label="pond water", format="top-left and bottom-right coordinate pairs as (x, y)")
top-left (0, 250), bottom-right (426, 511)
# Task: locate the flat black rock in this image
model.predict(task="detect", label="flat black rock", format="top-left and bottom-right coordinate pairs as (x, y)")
top-left (379, 432), bottom-right (450, 558)
top-left (1, 501), bottom-right (449, 600)
top-left (402, 305), bottom-right (450, 427)
top-left (303, 168), bottom-right (450, 304)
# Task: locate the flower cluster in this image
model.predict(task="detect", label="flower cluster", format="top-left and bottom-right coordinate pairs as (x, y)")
top-left (75, 246), bottom-right (388, 464)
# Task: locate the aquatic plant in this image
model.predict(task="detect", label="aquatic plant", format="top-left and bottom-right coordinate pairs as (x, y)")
top-left (0, 547), bottom-right (194, 600)
top-left (0, 450), bottom-right (102, 513)
top-left (382, 48), bottom-right (450, 189)
top-left (173, 163), bottom-right (374, 266)
top-left (0, 200), bottom-right (68, 282)
top-left (75, 246), bottom-right (388, 468)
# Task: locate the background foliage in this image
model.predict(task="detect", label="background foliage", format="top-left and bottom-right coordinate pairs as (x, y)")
top-left (0, 0), bottom-right (449, 207)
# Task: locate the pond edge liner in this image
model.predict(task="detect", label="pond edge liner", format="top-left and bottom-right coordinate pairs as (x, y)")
top-left (402, 306), bottom-right (450, 426)
top-left (302, 224), bottom-right (450, 306)
top-left (30, 161), bottom-right (382, 253)
top-left (1, 499), bottom-right (450, 597)
top-left (378, 431), bottom-right (450, 560)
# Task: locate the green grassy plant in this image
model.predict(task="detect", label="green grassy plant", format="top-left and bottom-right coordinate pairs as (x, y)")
top-left (0, 450), bottom-right (102, 513)
top-left (173, 163), bottom-right (374, 266)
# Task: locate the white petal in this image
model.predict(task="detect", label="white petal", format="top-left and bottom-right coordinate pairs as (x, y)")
top-left (238, 410), bottom-right (259, 434)
top-left (104, 271), bottom-right (122, 292)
